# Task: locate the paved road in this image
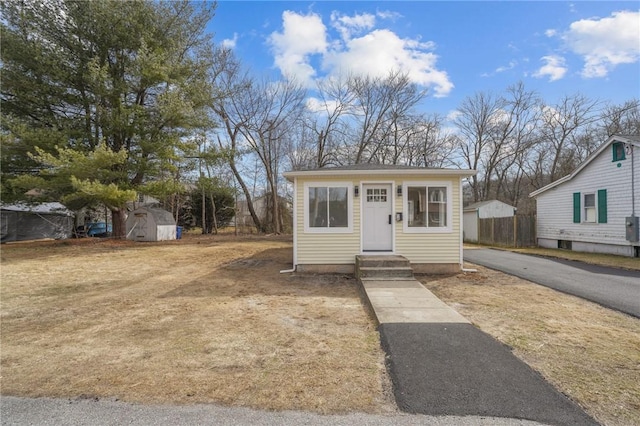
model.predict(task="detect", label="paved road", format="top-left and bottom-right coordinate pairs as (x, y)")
top-left (464, 249), bottom-right (640, 318)
top-left (1, 396), bottom-right (546, 426)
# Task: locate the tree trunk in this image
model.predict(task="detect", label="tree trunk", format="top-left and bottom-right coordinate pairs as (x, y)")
top-left (229, 159), bottom-right (265, 233)
top-left (111, 207), bottom-right (127, 238)
top-left (209, 192), bottom-right (218, 234)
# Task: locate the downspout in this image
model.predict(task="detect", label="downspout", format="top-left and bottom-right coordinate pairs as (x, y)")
top-left (631, 143), bottom-right (636, 218)
top-left (459, 176), bottom-right (465, 270)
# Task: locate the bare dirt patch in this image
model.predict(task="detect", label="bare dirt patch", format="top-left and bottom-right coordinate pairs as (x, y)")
top-left (1, 235), bottom-right (393, 414)
top-left (419, 265), bottom-right (640, 426)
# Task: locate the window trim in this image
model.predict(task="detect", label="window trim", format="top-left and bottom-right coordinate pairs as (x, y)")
top-left (303, 181), bottom-right (353, 234)
top-left (612, 142), bottom-right (626, 162)
top-left (583, 192), bottom-right (596, 223)
top-left (403, 181), bottom-right (453, 233)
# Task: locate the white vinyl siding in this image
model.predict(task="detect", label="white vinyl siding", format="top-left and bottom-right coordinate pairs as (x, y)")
top-left (396, 178), bottom-right (461, 263)
top-left (297, 178), bottom-right (359, 264)
top-left (294, 173), bottom-right (464, 266)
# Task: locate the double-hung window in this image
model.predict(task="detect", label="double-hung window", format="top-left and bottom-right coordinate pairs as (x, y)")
top-left (573, 189), bottom-right (607, 224)
top-left (583, 193), bottom-right (596, 223)
top-left (304, 183), bottom-right (352, 233)
top-left (404, 182), bottom-right (452, 233)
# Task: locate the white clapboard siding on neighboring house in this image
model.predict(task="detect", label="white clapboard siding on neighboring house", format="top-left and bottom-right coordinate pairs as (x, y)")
top-left (530, 135), bottom-right (640, 257)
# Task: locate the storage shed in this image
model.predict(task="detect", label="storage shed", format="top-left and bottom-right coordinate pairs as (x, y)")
top-left (126, 206), bottom-right (176, 242)
top-left (463, 200), bottom-right (516, 242)
top-left (1, 202), bottom-right (74, 243)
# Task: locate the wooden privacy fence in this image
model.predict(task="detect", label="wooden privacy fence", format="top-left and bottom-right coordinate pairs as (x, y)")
top-left (477, 215), bottom-right (536, 247)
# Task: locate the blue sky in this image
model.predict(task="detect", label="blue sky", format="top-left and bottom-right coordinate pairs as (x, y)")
top-left (209, 1), bottom-right (640, 117)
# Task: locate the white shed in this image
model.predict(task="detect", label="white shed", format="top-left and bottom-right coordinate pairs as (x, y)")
top-left (463, 200), bottom-right (516, 242)
top-left (126, 206), bottom-right (176, 242)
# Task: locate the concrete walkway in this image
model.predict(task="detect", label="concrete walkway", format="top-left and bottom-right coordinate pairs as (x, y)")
top-left (361, 279), bottom-right (468, 324)
top-left (359, 277), bottom-right (599, 426)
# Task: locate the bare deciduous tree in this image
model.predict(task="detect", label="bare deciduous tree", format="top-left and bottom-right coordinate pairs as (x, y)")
top-left (348, 70), bottom-right (427, 164)
top-left (211, 48), bottom-right (265, 232)
top-left (538, 93), bottom-right (599, 183)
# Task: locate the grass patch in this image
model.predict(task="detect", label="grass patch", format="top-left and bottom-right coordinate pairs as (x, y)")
top-left (1, 235), bottom-right (394, 414)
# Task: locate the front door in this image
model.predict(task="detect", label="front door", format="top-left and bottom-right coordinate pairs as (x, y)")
top-left (362, 184), bottom-right (393, 251)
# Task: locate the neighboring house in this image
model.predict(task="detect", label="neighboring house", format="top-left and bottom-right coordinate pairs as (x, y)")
top-left (530, 135), bottom-right (640, 257)
top-left (283, 164), bottom-right (476, 273)
top-left (1, 202), bottom-right (74, 243)
top-left (463, 200), bottom-right (516, 242)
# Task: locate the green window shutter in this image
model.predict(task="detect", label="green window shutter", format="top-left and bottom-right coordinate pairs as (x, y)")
top-left (573, 192), bottom-right (581, 223)
top-left (598, 189), bottom-right (607, 223)
top-left (612, 142), bottom-right (626, 162)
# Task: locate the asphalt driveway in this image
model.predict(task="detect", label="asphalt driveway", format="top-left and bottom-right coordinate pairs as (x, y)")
top-left (464, 249), bottom-right (640, 318)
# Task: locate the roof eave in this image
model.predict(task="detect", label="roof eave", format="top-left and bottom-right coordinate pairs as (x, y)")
top-left (283, 168), bottom-right (477, 182)
top-left (528, 134), bottom-right (637, 198)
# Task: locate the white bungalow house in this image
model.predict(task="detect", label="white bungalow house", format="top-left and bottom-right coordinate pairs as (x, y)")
top-left (529, 135), bottom-right (640, 257)
top-left (463, 200), bottom-right (516, 242)
top-left (283, 165), bottom-right (476, 274)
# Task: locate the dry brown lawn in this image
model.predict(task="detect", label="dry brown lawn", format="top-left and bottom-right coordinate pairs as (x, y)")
top-left (3, 235), bottom-right (639, 425)
top-left (1, 234), bottom-right (393, 414)
top-left (420, 266), bottom-right (640, 426)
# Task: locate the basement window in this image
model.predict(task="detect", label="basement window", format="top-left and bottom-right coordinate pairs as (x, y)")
top-left (558, 240), bottom-right (572, 250)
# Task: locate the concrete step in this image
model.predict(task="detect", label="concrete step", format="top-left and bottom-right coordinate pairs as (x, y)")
top-left (359, 276), bottom-right (416, 281)
top-left (356, 255), bottom-right (411, 268)
top-left (358, 266), bottom-right (414, 279)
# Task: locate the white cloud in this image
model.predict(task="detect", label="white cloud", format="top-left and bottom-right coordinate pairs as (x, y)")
top-left (266, 10), bottom-right (453, 97)
top-left (305, 96), bottom-right (341, 115)
top-left (376, 10), bottom-right (402, 21)
top-left (496, 60), bottom-right (517, 73)
top-left (446, 110), bottom-right (461, 122)
top-left (533, 55), bottom-right (568, 81)
top-left (267, 11), bottom-right (328, 85)
top-left (544, 29), bottom-right (557, 37)
top-left (323, 29), bottom-right (451, 97)
top-left (563, 10), bottom-right (640, 78)
top-left (221, 33), bottom-right (238, 49)
top-left (330, 11), bottom-right (376, 41)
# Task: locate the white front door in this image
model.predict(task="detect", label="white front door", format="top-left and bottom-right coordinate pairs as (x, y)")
top-left (362, 184), bottom-right (393, 251)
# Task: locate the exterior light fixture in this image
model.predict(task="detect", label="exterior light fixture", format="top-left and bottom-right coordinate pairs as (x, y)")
top-left (354, 185), bottom-right (359, 197)
top-left (397, 185), bottom-right (402, 196)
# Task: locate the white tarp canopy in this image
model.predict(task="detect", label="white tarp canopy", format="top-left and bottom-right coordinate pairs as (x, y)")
top-left (1, 202), bottom-right (74, 243)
